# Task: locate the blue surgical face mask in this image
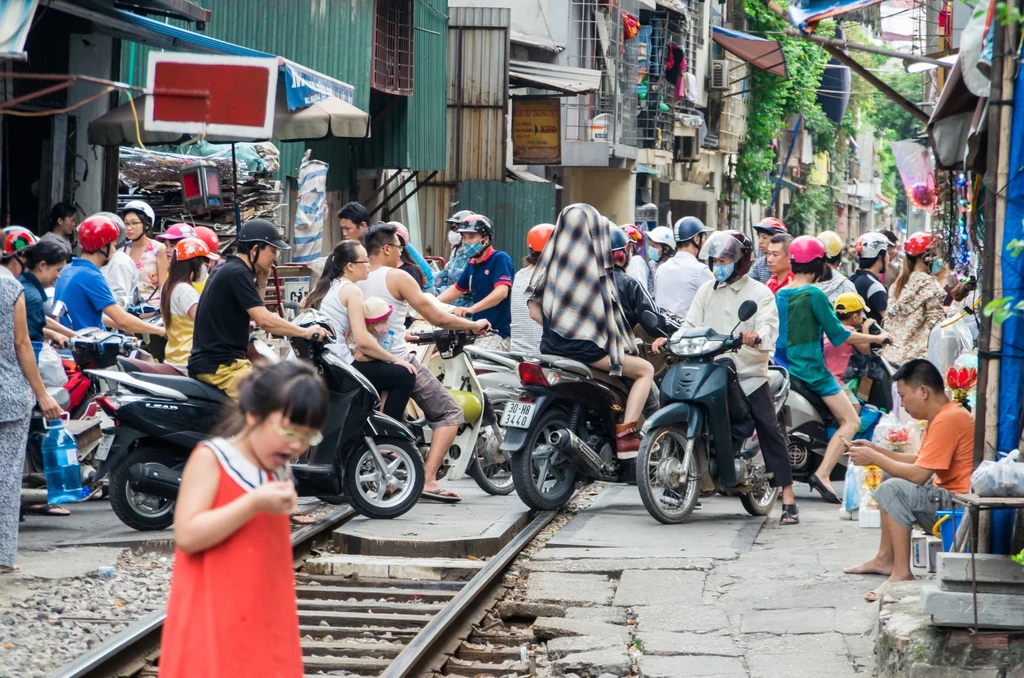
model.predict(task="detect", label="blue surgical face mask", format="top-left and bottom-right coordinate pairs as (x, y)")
top-left (462, 241), bottom-right (485, 258)
top-left (647, 246), bottom-right (662, 262)
top-left (713, 262), bottom-right (735, 283)
top-left (930, 258), bottom-right (943, 274)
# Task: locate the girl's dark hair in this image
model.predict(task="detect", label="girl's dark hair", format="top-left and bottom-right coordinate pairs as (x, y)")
top-left (524, 251), bottom-right (540, 266)
top-left (791, 257), bottom-right (831, 282)
top-left (890, 252), bottom-right (921, 302)
top-left (23, 240), bottom-right (71, 269)
top-left (160, 251), bottom-right (206, 330)
top-left (396, 234), bottom-right (426, 287)
top-left (221, 362), bottom-right (329, 436)
top-left (836, 310), bottom-right (859, 322)
top-left (826, 253), bottom-right (842, 266)
top-left (303, 240), bottom-right (363, 310)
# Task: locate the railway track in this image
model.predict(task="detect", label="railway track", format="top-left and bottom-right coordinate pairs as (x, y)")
top-left (47, 505), bottom-right (559, 678)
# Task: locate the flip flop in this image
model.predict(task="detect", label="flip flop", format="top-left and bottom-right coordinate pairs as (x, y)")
top-left (420, 489), bottom-right (461, 504)
top-left (808, 476), bottom-right (841, 505)
top-left (864, 583), bottom-right (889, 602)
top-left (25, 504), bottom-right (71, 517)
top-left (290, 514), bottom-right (316, 525)
top-left (0, 565), bottom-right (21, 574)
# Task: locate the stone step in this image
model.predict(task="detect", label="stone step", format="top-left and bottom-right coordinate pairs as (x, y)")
top-left (303, 554), bottom-right (485, 581)
top-left (938, 553), bottom-right (1024, 585)
top-left (921, 584), bottom-right (1024, 629)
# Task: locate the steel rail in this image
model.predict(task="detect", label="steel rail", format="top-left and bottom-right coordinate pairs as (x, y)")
top-left (47, 505), bottom-right (356, 678)
top-left (380, 509), bottom-right (558, 678)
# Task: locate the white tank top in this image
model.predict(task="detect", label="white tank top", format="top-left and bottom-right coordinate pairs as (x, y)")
top-left (320, 277), bottom-right (355, 363)
top-left (357, 267), bottom-right (410, 359)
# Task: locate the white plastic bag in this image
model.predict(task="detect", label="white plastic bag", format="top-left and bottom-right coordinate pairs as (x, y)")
top-left (971, 451), bottom-right (1024, 497)
top-left (842, 462), bottom-right (867, 514)
top-left (37, 343), bottom-right (67, 388)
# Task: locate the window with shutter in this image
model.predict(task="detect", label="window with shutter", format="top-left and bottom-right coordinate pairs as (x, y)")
top-left (372, 0), bottom-right (415, 96)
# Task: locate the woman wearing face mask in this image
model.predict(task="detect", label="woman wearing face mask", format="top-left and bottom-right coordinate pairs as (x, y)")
top-left (880, 231), bottom-right (947, 367)
top-left (161, 238), bottom-right (218, 374)
top-left (646, 226), bottom-right (675, 270)
top-left (301, 240), bottom-right (415, 420)
top-left (121, 200), bottom-right (168, 303)
top-left (435, 210), bottom-right (476, 308)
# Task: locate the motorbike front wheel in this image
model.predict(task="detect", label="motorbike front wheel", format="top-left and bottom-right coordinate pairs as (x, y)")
top-left (636, 425), bottom-right (702, 524)
top-left (343, 438), bottom-right (424, 519)
top-left (108, 447), bottom-right (176, 531)
top-left (468, 399), bottom-right (514, 496)
top-left (511, 407), bottom-right (580, 511)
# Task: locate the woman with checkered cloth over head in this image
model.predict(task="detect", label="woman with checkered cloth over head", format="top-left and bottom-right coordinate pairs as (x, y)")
top-left (525, 204), bottom-right (656, 458)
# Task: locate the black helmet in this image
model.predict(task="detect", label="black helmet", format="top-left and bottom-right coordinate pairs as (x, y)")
top-left (609, 225), bottom-right (630, 252)
top-left (446, 209), bottom-right (476, 226)
top-left (457, 214), bottom-right (494, 239)
top-left (673, 216), bottom-right (713, 243)
top-left (238, 219), bottom-right (290, 251)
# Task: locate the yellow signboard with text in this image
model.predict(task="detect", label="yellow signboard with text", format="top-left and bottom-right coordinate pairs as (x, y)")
top-left (512, 99), bottom-right (561, 165)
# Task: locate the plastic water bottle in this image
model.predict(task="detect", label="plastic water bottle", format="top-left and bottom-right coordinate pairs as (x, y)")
top-left (40, 417), bottom-right (89, 505)
top-left (381, 329), bottom-right (396, 351)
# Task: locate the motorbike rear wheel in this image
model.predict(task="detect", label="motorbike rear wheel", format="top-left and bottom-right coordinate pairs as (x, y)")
top-left (740, 478), bottom-right (779, 517)
top-left (343, 438), bottom-right (424, 519)
top-left (108, 447), bottom-right (176, 531)
top-left (511, 408), bottom-right (579, 511)
top-left (637, 425), bottom-right (702, 524)
top-left (468, 399), bottom-right (514, 496)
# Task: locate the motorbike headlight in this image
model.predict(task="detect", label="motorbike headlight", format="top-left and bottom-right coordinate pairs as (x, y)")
top-left (670, 337), bottom-right (723, 356)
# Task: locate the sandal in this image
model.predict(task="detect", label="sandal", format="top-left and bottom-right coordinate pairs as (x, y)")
top-left (0, 565), bottom-right (21, 574)
top-left (25, 504), bottom-right (71, 517)
top-left (290, 513), bottom-right (316, 525)
top-left (864, 582), bottom-right (889, 602)
top-left (780, 503), bottom-right (800, 525)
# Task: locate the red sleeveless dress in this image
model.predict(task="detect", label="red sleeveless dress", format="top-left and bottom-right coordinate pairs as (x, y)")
top-left (158, 439), bottom-right (302, 678)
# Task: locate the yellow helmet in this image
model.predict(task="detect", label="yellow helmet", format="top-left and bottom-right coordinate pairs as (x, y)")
top-left (834, 292), bottom-right (866, 314)
top-left (817, 231), bottom-right (844, 258)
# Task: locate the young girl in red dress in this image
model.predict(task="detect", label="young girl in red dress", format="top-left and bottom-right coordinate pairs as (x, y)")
top-left (158, 361), bottom-right (329, 678)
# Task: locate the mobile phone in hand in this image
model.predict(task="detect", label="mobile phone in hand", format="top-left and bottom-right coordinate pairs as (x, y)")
top-left (838, 435), bottom-right (852, 449)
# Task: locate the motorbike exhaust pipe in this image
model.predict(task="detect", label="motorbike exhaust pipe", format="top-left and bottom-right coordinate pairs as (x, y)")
top-left (548, 429), bottom-right (613, 478)
top-left (128, 463), bottom-right (181, 499)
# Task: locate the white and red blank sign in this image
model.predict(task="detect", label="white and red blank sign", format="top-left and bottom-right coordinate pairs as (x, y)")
top-left (144, 53), bottom-right (279, 139)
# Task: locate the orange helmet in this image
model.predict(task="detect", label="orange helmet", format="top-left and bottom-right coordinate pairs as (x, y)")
top-left (527, 223), bottom-right (555, 253)
top-left (622, 224), bottom-right (644, 244)
top-left (173, 237), bottom-right (218, 262)
top-left (193, 226), bottom-right (221, 256)
top-left (904, 231), bottom-right (936, 257)
top-left (754, 217), bottom-right (787, 235)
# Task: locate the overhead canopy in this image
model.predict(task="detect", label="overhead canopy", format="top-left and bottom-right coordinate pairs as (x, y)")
top-left (711, 26), bottom-right (788, 78)
top-left (787, 0), bottom-right (886, 33)
top-left (88, 82), bottom-right (369, 146)
top-left (509, 60), bottom-right (602, 95)
top-left (113, 0), bottom-right (210, 23)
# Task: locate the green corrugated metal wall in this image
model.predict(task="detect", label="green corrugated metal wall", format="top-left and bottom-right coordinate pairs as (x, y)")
top-left (458, 180), bottom-right (556, 267)
top-left (118, 0), bottom-right (448, 184)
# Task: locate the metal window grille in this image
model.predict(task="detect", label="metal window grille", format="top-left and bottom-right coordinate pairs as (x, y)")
top-left (372, 0), bottom-right (415, 96)
top-left (565, 0), bottom-right (639, 147)
top-left (637, 9), bottom-right (684, 150)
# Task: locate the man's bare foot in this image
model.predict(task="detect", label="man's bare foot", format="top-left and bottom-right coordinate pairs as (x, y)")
top-left (844, 558), bottom-right (894, 576)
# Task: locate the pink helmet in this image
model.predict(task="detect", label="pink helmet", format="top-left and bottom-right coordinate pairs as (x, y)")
top-left (386, 221), bottom-right (411, 245)
top-left (789, 235), bottom-right (826, 264)
top-left (156, 223), bottom-right (197, 243)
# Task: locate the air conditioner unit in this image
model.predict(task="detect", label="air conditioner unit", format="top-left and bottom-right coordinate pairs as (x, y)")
top-left (678, 136), bottom-right (702, 162)
top-left (710, 60), bottom-right (730, 90)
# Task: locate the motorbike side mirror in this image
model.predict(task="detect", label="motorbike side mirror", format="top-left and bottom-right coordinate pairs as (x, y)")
top-left (641, 310), bottom-right (668, 338)
top-left (46, 300), bottom-right (68, 320)
top-left (738, 300), bottom-right (757, 322)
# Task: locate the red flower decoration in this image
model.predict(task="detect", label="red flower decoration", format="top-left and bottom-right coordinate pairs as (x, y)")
top-left (946, 366), bottom-right (978, 390)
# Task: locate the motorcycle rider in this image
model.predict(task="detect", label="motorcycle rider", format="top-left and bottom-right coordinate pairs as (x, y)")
top-left (621, 224), bottom-right (651, 292)
top-left (437, 214), bottom-right (514, 351)
top-left (435, 209), bottom-right (477, 308)
top-left (685, 231), bottom-right (798, 524)
top-left (510, 223), bottom-right (554, 355)
top-left (54, 216), bottom-right (167, 338)
top-left (848, 233), bottom-right (890, 326)
top-left (359, 223), bottom-right (490, 503)
top-left (609, 225), bottom-right (674, 344)
top-left (654, 216), bottom-right (714, 319)
top-left (188, 219), bottom-right (323, 400)
top-left (646, 226), bottom-right (675, 275)
top-left (748, 217), bottom-right (787, 284)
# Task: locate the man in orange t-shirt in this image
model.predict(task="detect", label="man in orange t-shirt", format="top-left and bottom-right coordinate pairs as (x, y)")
top-left (842, 359), bottom-right (974, 599)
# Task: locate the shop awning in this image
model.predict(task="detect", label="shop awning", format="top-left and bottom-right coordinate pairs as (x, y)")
top-left (114, 0), bottom-right (210, 23)
top-left (787, 0), bottom-right (886, 33)
top-left (45, 0), bottom-right (269, 56)
top-left (88, 79), bottom-right (369, 146)
top-left (711, 26), bottom-right (788, 78)
top-left (509, 60), bottom-right (602, 95)
top-left (635, 162), bottom-right (660, 177)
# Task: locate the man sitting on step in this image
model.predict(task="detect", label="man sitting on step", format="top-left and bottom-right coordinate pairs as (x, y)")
top-left (843, 359), bottom-right (974, 601)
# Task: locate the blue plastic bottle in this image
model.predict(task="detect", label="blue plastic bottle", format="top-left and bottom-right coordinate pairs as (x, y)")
top-left (40, 418), bottom-right (89, 504)
top-left (381, 329), bottom-right (396, 351)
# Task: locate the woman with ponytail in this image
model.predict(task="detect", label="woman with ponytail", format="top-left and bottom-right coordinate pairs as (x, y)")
top-left (302, 240), bottom-right (415, 419)
top-left (881, 232), bottom-right (947, 367)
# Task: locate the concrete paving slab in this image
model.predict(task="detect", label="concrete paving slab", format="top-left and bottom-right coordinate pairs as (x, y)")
top-left (532, 617), bottom-right (632, 642)
top-left (526, 556), bottom-right (715, 573)
top-left (613, 569), bottom-right (706, 607)
top-left (634, 604), bottom-right (733, 634)
top-left (546, 634), bottom-right (625, 660)
top-left (553, 647), bottom-right (632, 677)
top-left (637, 631), bottom-right (742, 657)
top-left (526, 572), bottom-right (615, 606)
top-left (333, 479), bottom-right (530, 558)
top-left (566, 606), bottom-right (630, 623)
top-left (740, 631), bottom-right (848, 656)
top-left (740, 607), bottom-right (836, 635)
top-left (638, 654), bottom-right (749, 677)
top-left (747, 652), bottom-right (859, 678)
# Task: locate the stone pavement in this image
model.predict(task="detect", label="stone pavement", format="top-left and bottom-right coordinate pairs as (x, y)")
top-left (521, 483), bottom-right (886, 677)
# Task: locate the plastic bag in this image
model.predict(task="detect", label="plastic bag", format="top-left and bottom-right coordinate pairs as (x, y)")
top-left (842, 462), bottom-right (868, 513)
top-left (891, 140), bottom-right (937, 212)
top-left (873, 409), bottom-right (925, 456)
top-left (971, 451), bottom-right (1024, 497)
top-left (38, 343), bottom-right (67, 388)
top-left (927, 319), bottom-right (973, 377)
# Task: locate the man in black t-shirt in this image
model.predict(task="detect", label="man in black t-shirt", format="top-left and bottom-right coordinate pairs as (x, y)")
top-left (848, 233), bottom-right (890, 326)
top-left (189, 219), bottom-right (322, 399)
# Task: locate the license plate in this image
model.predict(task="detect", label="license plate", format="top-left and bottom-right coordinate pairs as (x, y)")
top-left (501, 401), bottom-right (537, 429)
top-left (95, 434), bottom-right (115, 461)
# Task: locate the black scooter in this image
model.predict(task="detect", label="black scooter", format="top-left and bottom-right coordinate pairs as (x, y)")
top-left (636, 302), bottom-right (785, 524)
top-left (91, 310), bottom-right (423, 530)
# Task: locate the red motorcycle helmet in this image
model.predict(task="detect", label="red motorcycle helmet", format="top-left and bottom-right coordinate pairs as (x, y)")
top-left (77, 215), bottom-right (121, 253)
top-left (194, 226), bottom-right (221, 256)
top-left (2, 227), bottom-right (38, 258)
top-left (789, 235), bottom-right (827, 264)
top-left (754, 217), bottom-right (787, 235)
top-left (622, 224), bottom-right (644, 245)
top-left (527, 223), bottom-right (555, 254)
top-left (904, 231), bottom-right (936, 257)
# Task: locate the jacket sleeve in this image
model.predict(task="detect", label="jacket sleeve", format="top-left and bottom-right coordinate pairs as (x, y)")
top-left (619, 271), bottom-right (676, 336)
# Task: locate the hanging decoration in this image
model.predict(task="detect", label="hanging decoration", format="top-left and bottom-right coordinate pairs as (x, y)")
top-left (891, 140), bottom-right (938, 212)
